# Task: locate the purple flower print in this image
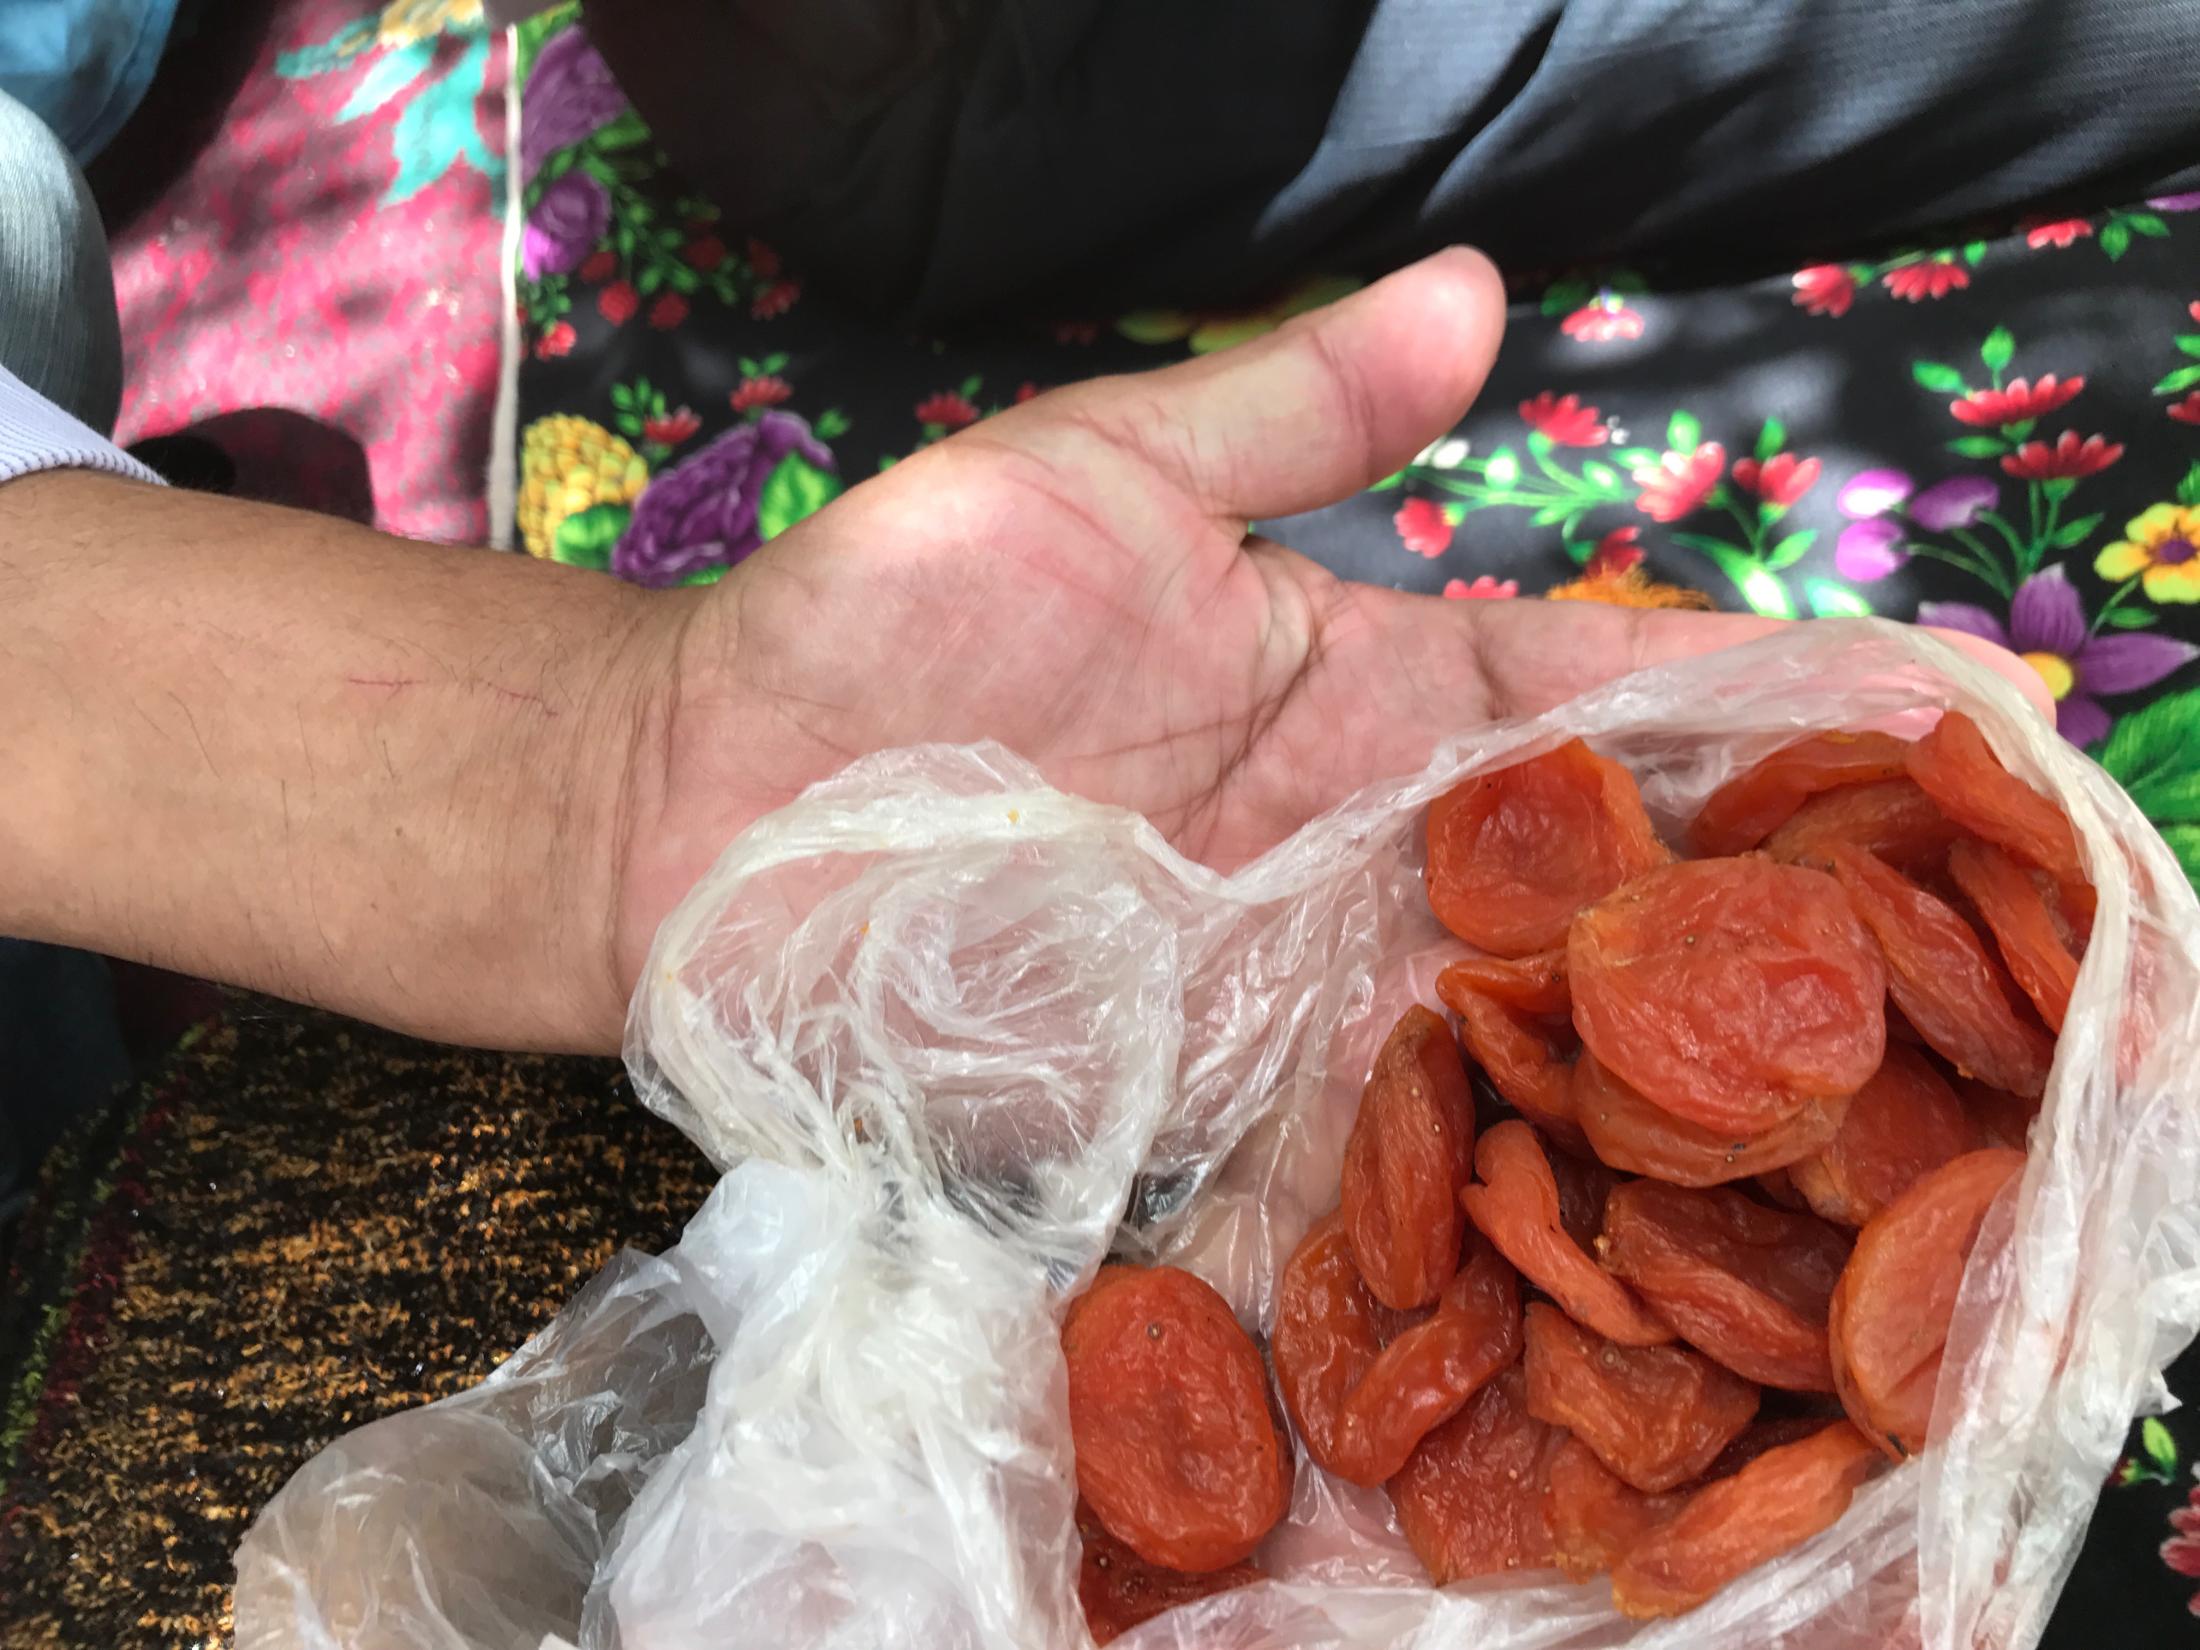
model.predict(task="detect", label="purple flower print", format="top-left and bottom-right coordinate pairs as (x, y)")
top-left (1837, 518), bottom-right (1907, 581)
top-left (614, 412), bottom-right (836, 588)
top-left (521, 170), bottom-right (610, 279)
top-left (2147, 191), bottom-right (2200, 212)
top-left (1837, 468), bottom-right (1913, 518)
top-left (1909, 476), bottom-right (2000, 532)
top-left (1920, 566), bottom-right (2197, 747)
top-left (520, 30), bottom-right (630, 182)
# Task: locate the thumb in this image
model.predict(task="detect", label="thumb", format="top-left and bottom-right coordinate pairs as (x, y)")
top-left (1061, 248), bottom-right (1507, 524)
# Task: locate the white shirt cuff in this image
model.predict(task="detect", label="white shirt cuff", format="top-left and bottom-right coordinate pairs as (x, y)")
top-left (0, 363), bottom-right (163, 487)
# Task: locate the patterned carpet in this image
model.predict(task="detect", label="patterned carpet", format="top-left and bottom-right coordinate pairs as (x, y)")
top-left (0, 1001), bottom-right (712, 1647)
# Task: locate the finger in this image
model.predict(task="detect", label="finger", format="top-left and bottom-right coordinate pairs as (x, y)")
top-left (1449, 601), bottom-right (2058, 723)
top-left (1059, 248), bottom-right (1507, 524)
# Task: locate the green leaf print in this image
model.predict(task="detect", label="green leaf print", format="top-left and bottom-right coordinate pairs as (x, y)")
top-left (2156, 364), bottom-right (2200, 397)
top-left (2052, 513), bottom-right (2104, 550)
top-left (1766, 529), bottom-right (1818, 570)
top-left (1754, 418), bottom-right (1785, 462)
top-left (2101, 220), bottom-right (2132, 261)
top-left (1981, 327), bottom-right (2015, 374)
top-left (756, 451), bottom-right (845, 542)
top-left (2103, 606), bottom-right (2160, 630)
top-left (552, 504), bottom-right (630, 572)
top-left (1806, 580), bottom-right (1872, 619)
top-left (2178, 464), bottom-right (2200, 508)
top-left (2098, 686), bottom-right (2200, 888)
top-left (1912, 360), bottom-right (1968, 394)
top-left (1947, 435), bottom-right (2010, 459)
top-left (1666, 411), bottom-right (1701, 452)
top-left (2144, 1417), bottom-right (2180, 1476)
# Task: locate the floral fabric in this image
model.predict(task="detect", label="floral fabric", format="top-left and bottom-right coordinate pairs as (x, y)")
top-left (507, 10), bottom-right (2200, 1632)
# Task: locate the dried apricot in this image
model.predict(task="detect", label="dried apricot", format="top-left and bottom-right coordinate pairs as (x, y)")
top-left (1609, 1421), bottom-right (1880, 1618)
top-left (1763, 777), bottom-right (1962, 876)
top-left (1569, 858), bottom-right (1887, 1135)
top-left (1947, 839), bottom-right (2081, 1032)
top-left (1463, 1121), bottom-right (1673, 1346)
top-left (1522, 1302), bottom-right (1759, 1492)
top-left (1389, 1365), bottom-right (1562, 1584)
top-left (1437, 949), bottom-right (1571, 1016)
top-left (1272, 1215), bottom-right (1522, 1487)
top-left (1444, 981), bottom-right (1583, 1149)
top-left (1692, 732), bottom-right (1913, 856)
top-left (1789, 1044), bottom-right (1977, 1228)
top-left (1599, 1180), bottom-right (1851, 1391)
top-left (1907, 710), bottom-right (2089, 902)
top-left (1548, 1144), bottom-right (1622, 1251)
top-left (1698, 1415), bottom-right (1848, 1482)
top-left (1076, 1502), bottom-right (1262, 1645)
top-left (1340, 1006), bottom-right (1477, 1310)
top-left (1426, 740), bottom-right (1670, 956)
top-left (1753, 1170), bottom-right (1809, 1211)
top-left (1828, 1147), bottom-right (2025, 1460)
top-left (1827, 844), bottom-right (2055, 1099)
top-left (1544, 1434), bottom-right (1688, 1581)
top-left (1574, 1052), bottom-right (1849, 1188)
top-left (1064, 1264), bottom-right (1292, 1570)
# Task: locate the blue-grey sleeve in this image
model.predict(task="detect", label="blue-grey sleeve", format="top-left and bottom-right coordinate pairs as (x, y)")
top-left (0, 361), bottom-right (160, 486)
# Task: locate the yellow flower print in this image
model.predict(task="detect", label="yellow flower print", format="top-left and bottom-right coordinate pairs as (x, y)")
top-left (1116, 276), bottom-right (1362, 354)
top-left (517, 416), bottom-right (648, 559)
top-left (377, 0), bottom-right (482, 46)
top-left (2096, 502), bottom-right (2200, 603)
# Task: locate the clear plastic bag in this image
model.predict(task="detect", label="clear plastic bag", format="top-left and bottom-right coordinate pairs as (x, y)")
top-left (235, 622), bottom-right (2200, 1650)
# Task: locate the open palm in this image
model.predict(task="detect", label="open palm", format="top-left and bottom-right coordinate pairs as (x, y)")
top-left (608, 250), bottom-right (2039, 992)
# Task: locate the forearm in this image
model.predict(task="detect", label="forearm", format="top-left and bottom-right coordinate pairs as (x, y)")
top-left (0, 470), bottom-right (674, 1052)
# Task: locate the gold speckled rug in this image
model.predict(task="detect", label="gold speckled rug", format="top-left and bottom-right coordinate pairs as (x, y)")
top-left (0, 998), bottom-right (712, 1647)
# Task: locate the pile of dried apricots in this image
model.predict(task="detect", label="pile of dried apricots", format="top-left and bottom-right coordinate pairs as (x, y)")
top-left (1065, 712), bottom-right (2091, 1644)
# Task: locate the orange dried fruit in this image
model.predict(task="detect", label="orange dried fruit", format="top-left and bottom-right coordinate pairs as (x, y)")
top-left (1064, 1264), bottom-right (1293, 1570)
top-left (1789, 1044), bottom-right (1978, 1227)
top-left (1544, 1433), bottom-right (1689, 1581)
top-left (1827, 844), bottom-right (2056, 1099)
top-left (1569, 858), bottom-right (1887, 1135)
top-left (1522, 1302), bottom-right (1759, 1492)
top-left (1272, 1215), bottom-right (1523, 1487)
top-left (1946, 838), bottom-right (2082, 1032)
top-left (1906, 710), bottom-right (2090, 907)
top-left (1574, 1052), bottom-right (1849, 1188)
top-left (1426, 740), bottom-right (1670, 957)
top-left (1389, 1365), bottom-right (1563, 1584)
top-left (1763, 777), bottom-right (1963, 877)
top-left (1828, 1147), bottom-right (2026, 1460)
top-left (1609, 1421), bottom-right (1880, 1617)
top-left (1339, 1006), bottom-right (1477, 1310)
top-left (1692, 731), bottom-right (1913, 856)
top-left (1599, 1180), bottom-right (1851, 1391)
top-left (1463, 1120), bottom-right (1673, 1347)
top-left (1076, 1503), bottom-right (1263, 1645)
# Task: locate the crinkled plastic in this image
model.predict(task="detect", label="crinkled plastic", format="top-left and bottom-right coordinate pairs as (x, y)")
top-left (235, 622), bottom-right (2200, 1650)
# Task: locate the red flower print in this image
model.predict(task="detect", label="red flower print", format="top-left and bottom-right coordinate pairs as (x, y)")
top-left (683, 236), bottom-right (727, 273)
top-left (578, 249), bottom-right (618, 284)
top-left (1444, 575), bottom-right (1517, 600)
top-left (1950, 374), bottom-right (2085, 426)
top-left (649, 293), bottom-right (690, 330)
top-left (598, 281), bottom-right (639, 325)
top-left (2000, 431), bottom-right (2124, 481)
top-left (1561, 297), bottom-right (1645, 343)
top-left (1394, 498), bottom-right (1453, 557)
top-left (1731, 452), bottom-right (1822, 508)
top-left (515, 301), bottom-right (529, 327)
top-left (1014, 381), bottom-right (1041, 404)
top-left (533, 320), bottom-right (576, 360)
top-left (1883, 262), bottom-right (1970, 301)
top-left (2162, 1480), bottom-right (2200, 1613)
top-left (916, 391), bottom-right (980, 431)
top-left (2170, 392), bottom-right (2200, 425)
top-left (1632, 441), bottom-right (1727, 522)
top-left (1791, 264), bottom-right (1855, 317)
top-left (643, 407), bottom-right (702, 446)
top-left (1518, 390), bottom-right (1609, 446)
top-left (746, 238), bottom-right (783, 278)
top-left (730, 375), bottom-right (793, 413)
top-left (1052, 320), bottom-right (1100, 345)
top-left (751, 279), bottom-right (801, 318)
top-left (2023, 218), bottom-right (2093, 249)
top-left (2191, 300), bottom-right (2200, 325)
top-left (1585, 526), bottom-right (1644, 578)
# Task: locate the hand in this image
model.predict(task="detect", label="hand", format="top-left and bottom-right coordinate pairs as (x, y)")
top-left (605, 250), bottom-right (2050, 1011)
